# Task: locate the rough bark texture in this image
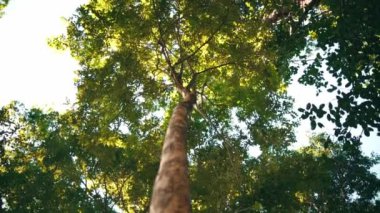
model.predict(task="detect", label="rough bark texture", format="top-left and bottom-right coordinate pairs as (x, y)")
top-left (150, 93), bottom-right (195, 213)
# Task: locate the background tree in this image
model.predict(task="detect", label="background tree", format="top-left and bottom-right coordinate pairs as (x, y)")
top-left (0, 102), bottom-right (98, 211)
top-left (244, 134), bottom-right (380, 212)
top-left (1, 102), bottom-right (158, 212)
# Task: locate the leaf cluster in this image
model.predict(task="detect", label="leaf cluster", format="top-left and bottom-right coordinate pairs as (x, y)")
top-left (290, 0), bottom-right (380, 137)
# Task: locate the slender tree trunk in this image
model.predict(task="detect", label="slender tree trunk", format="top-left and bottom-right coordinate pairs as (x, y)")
top-left (150, 93), bottom-right (195, 213)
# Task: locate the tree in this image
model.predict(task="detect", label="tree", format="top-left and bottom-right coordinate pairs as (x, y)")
top-left (0, 102), bottom-right (99, 211)
top-left (47, 0), bottom-right (380, 211)
top-left (50, 0), bottom-right (310, 211)
top-left (246, 134), bottom-right (380, 212)
top-left (1, 102), bottom-right (158, 211)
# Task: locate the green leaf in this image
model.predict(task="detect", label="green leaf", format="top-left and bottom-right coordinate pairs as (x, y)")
top-left (364, 129), bottom-right (370, 137)
top-left (311, 120), bottom-right (316, 130)
top-left (306, 103), bottom-right (311, 110)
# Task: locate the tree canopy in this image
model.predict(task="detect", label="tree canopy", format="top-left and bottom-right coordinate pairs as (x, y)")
top-left (1, 0), bottom-right (380, 212)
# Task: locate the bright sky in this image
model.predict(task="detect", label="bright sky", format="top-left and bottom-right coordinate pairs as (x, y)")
top-left (0, 0), bottom-right (378, 173)
top-left (0, 0), bottom-right (87, 111)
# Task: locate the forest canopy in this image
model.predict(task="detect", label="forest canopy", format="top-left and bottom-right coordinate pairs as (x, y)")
top-left (1, 0), bottom-right (379, 212)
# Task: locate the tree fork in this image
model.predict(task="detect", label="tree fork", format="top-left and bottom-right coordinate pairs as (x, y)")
top-left (150, 92), bottom-right (196, 212)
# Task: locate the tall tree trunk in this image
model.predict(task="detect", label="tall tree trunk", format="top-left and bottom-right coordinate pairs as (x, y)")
top-left (150, 93), bottom-right (195, 212)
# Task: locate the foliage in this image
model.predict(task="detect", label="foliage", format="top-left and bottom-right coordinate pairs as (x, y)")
top-left (49, 0), bottom-right (296, 151)
top-left (225, 134), bottom-right (380, 212)
top-left (2, 104), bottom-right (379, 211)
top-left (0, 102), bottom-right (159, 211)
top-left (0, 102), bottom-right (99, 211)
top-left (48, 0), bottom-right (300, 209)
top-left (291, 0), bottom-right (380, 138)
top-left (1, 0), bottom-right (379, 212)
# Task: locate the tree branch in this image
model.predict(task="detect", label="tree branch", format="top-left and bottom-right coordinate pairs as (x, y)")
top-left (185, 61), bottom-right (233, 91)
top-left (155, 18), bottom-right (184, 92)
top-left (186, 73), bottom-right (198, 90)
top-left (196, 62), bottom-right (234, 75)
top-left (152, 0), bottom-right (182, 89)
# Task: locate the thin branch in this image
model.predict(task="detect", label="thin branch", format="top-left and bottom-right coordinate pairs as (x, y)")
top-left (186, 74), bottom-right (198, 90)
top-left (174, 0), bottom-right (185, 77)
top-left (157, 38), bottom-right (175, 73)
top-left (197, 92), bottom-right (227, 109)
top-left (116, 176), bottom-right (130, 211)
top-left (186, 59), bottom-right (196, 75)
top-left (185, 60), bottom-right (197, 90)
top-left (153, 3), bottom-right (184, 91)
top-left (152, 0), bottom-right (175, 74)
top-left (196, 62), bottom-right (234, 75)
top-left (103, 176), bottom-right (108, 211)
top-left (185, 62), bottom-right (233, 90)
top-left (197, 76), bottom-right (211, 108)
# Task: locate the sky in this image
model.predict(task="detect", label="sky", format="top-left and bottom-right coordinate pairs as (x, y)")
top-left (0, 0), bottom-right (379, 172)
top-left (0, 0), bottom-right (86, 111)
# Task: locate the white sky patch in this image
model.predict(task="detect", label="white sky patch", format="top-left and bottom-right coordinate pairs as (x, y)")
top-left (0, 0), bottom-right (87, 111)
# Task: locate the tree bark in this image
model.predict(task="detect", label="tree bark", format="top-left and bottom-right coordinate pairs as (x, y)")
top-left (150, 93), bottom-right (195, 212)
